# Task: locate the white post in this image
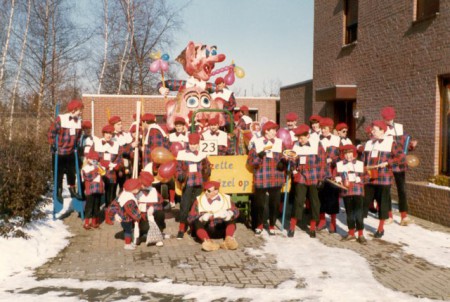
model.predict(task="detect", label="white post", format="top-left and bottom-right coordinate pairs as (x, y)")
top-left (91, 98), bottom-right (95, 137)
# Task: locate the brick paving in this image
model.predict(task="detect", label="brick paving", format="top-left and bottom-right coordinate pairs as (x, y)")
top-left (32, 205), bottom-right (450, 301)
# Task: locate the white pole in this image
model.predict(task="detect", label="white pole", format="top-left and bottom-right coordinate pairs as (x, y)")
top-left (132, 100), bottom-right (141, 178)
top-left (91, 99), bottom-right (95, 137)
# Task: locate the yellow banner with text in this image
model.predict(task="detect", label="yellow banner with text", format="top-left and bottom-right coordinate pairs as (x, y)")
top-left (208, 155), bottom-right (254, 194)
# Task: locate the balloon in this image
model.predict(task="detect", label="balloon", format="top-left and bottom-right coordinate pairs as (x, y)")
top-left (151, 147), bottom-right (174, 164)
top-left (149, 60), bottom-right (161, 73)
top-left (170, 142), bottom-right (184, 157)
top-left (149, 51), bottom-right (161, 60)
top-left (158, 160), bottom-right (177, 179)
top-left (277, 128), bottom-right (293, 149)
top-left (406, 154), bottom-right (420, 168)
top-left (161, 53), bottom-right (170, 61)
top-left (234, 66), bottom-right (245, 78)
top-left (224, 68), bottom-right (235, 85)
top-left (160, 60), bottom-right (169, 72)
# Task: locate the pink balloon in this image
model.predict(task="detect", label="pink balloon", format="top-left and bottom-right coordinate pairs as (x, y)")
top-left (224, 69), bottom-right (235, 85)
top-left (158, 160), bottom-right (177, 179)
top-left (170, 142), bottom-right (184, 157)
top-left (160, 60), bottom-right (169, 71)
top-left (149, 60), bottom-right (161, 73)
top-left (277, 128), bottom-right (293, 149)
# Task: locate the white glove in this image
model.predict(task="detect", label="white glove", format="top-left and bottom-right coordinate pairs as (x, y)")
top-left (114, 214), bottom-right (122, 223)
top-left (200, 213), bottom-right (211, 222)
top-left (159, 86), bottom-right (169, 96)
top-left (214, 211), bottom-right (227, 219)
top-left (224, 210), bottom-right (233, 221)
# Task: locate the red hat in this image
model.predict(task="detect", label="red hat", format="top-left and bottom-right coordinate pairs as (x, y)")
top-left (319, 117), bottom-right (334, 128)
top-left (67, 100), bottom-right (84, 112)
top-left (188, 133), bottom-right (201, 145)
top-left (82, 120), bottom-right (92, 129)
top-left (381, 107), bottom-right (396, 120)
top-left (240, 105), bottom-right (249, 113)
top-left (215, 77), bottom-right (224, 85)
top-left (309, 115), bottom-right (322, 123)
top-left (108, 115), bottom-right (121, 125)
top-left (293, 124), bottom-right (310, 136)
top-left (123, 178), bottom-right (142, 192)
top-left (174, 116), bottom-right (186, 125)
top-left (339, 144), bottom-right (357, 158)
top-left (139, 171), bottom-right (154, 187)
top-left (142, 113), bottom-right (155, 122)
top-left (102, 124), bottom-right (115, 133)
top-left (132, 113), bottom-right (143, 121)
top-left (204, 180), bottom-right (220, 191)
top-left (86, 149), bottom-right (99, 161)
top-left (286, 112), bottom-right (298, 122)
top-left (364, 125), bottom-right (373, 135)
top-left (129, 124), bottom-right (141, 133)
top-left (335, 122), bottom-right (348, 131)
top-left (262, 121), bottom-right (278, 134)
top-left (208, 116), bottom-right (219, 125)
top-left (371, 120), bottom-right (387, 132)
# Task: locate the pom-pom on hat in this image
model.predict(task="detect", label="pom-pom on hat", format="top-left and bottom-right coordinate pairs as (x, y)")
top-left (204, 180), bottom-right (221, 191)
top-left (309, 115), bottom-right (322, 123)
top-left (208, 116), bottom-right (219, 125)
top-left (102, 124), bottom-right (115, 133)
top-left (262, 121), bottom-right (278, 134)
top-left (123, 178), bottom-right (142, 192)
top-left (82, 120), bottom-right (92, 129)
top-left (339, 144), bottom-right (357, 157)
top-left (381, 106), bottom-right (396, 120)
top-left (174, 116), bottom-right (186, 125)
top-left (188, 133), bottom-right (201, 145)
top-left (335, 122), bottom-right (348, 131)
top-left (86, 149), bottom-right (99, 161)
top-left (139, 171), bottom-right (154, 187)
top-left (319, 117), bottom-right (334, 128)
top-left (215, 77), bottom-right (224, 85)
top-left (67, 100), bottom-right (84, 112)
top-left (108, 116), bottom-right (121, 125)
top-left (142, 113), bottom-right (155, 122)
top-left (286, 112), bottom-right (298, 122)
top-left (293, 124), bottom-right (311, 136)
top-left (371, 120), bottom-right (387, 132)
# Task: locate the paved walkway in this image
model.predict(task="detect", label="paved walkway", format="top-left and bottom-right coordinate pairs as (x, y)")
top-left (32, 205), bottom-right (450, 301)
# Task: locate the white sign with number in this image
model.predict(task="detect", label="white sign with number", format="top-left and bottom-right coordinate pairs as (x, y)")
top-left (200, 140), bottom-right (218, 156)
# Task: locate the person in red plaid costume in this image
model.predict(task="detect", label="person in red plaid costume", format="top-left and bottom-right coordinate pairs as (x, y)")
top-left (91, 124), bottom-right (123, 224)
top-left (176, 133), bottom-right (211, 239)
top-left (362, 120), bottom-right (406, 238)
top-left (169, 116), bottom-right (189, 148)
top-left (288, 124), bottom-right (327, 238)
top-left (247, 121), bottom-right (285, 236)
top-left (188, 181), bottom-right (240, 251)
top-left (81, 149), bottom-right (105, 230)
top-left (142, 113), bottom-right (169, 167)
top-left (137, 171), bottom-right (165, 246)
top-left (334, 145), bottom-right (367, 244)
top-left (336, 122), bottom-right (353, 146)
top-left (114, 178), bottom-right (142, 250)
top-left (210, 77), bottom-right (236, 131)
top-left (381, 107), bottom-right (418, 226)
top-left (317, 117), bottom-right (341, 233)
top-left (48, 99), bottom-right (84, 202)
top-left (109, 116), bottom-right (133, 192)
top-left (201, 116), bottom-right (231, 155)
top-left (308, 115), bottom-right (322, 143)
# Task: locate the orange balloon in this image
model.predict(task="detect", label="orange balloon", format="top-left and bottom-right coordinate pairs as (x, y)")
top-left (406, 154), bottom-right (420, 168)
top-left (151, 147), bottom-right (174, 164)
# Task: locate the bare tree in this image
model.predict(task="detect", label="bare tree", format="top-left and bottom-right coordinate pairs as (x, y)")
top-left (0, 0), bottom-right (16, 97)
top-left (97, 0), bottom-right (109, 94)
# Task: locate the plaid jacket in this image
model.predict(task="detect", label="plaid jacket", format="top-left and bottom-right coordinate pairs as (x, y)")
top-left (142, 127), bottom-right (169, 167)
top-left (47, 114), bottom-right (82, 155)
top-left (92, 140), bottom-right (123, 184)
top-left (176, 150), bottom-right (211, 187)
top-left (187, 192), bottom-right (240, 226)
top-left (319, 134), bottom-right (340, 178)
top-left (291, 140), bottom-right (327, 185)
top-left (362, 136), bottom-right (405, 185)
top-left (137, 188), bottom-right (164, 213)
top-left (385, 123), bottom-right (413, 173)
top-left (82, 164), bottom-right (105, 195)
top-left (334, 160), bottom-right (365, 197)
top-left (117, 191), bottom-right (141, 223)
top-left (247, 137), bottom-right (285, 188)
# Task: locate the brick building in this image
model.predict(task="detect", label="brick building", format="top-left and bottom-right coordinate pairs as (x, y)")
top-left (280, 0), bottom-right (450, 226)
top-left (81, 94), bottom-right (279, 136)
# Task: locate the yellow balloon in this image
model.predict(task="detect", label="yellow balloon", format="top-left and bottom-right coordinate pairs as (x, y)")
top-left (406, 154), bottom-right (420, 168)
top-left (149, 51), bottom-right (161, 60)
top-left (234, 66), bottom-right (245, 78)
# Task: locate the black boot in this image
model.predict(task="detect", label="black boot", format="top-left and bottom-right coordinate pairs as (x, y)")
top-left (69, 187), bottom-right (83, 200)
top-left (57, 188), bottom-right (63, 203)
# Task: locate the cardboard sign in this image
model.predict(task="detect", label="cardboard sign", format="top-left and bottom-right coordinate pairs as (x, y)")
top-left (208, 155), bottom-right (254, 194)
top-left (200, 140), bottom-right (218, 156)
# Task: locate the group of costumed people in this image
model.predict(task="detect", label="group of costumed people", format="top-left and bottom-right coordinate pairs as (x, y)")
top-left (47, 41), bottom-right (418, 251)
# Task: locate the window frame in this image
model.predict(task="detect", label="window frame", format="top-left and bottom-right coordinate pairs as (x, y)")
top-left (344, 0), bottom-right (358, 45)
top-left (415, 0), bottom-right (439, 22)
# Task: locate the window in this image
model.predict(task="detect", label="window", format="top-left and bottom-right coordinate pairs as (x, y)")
top-left (440, 77), bottom-right (450, 175)
top-left (344, 0), bottom-right (358, 44)
top-left (416, 0), bottom-right (439, 21)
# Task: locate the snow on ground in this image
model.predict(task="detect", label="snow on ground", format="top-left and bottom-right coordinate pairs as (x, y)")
top-left (0, 200), bottom-right (449, 301)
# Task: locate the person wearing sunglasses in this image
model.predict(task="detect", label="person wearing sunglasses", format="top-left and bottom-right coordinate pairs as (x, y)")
top-left (336, 122), bottom-right (353, 146)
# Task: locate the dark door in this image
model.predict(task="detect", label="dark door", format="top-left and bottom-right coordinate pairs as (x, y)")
top-left (333, 100), bottom-right (355, 142)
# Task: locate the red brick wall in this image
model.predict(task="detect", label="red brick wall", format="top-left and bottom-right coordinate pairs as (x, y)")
top-left (280, 80), bottom-right (313, 127)
top-left (81, 94), bottom-right (278, 136)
